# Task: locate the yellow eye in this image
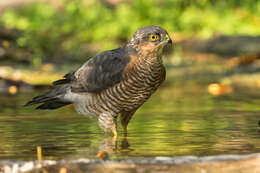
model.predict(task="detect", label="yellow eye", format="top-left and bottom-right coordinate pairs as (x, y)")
top-left (165, 34), bottom-right (169, 39)
top-left (149, 34), bottom-right (159, 41)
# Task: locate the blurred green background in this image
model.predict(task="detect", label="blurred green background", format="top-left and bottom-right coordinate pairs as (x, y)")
top-left (1, 0), bottom-right (260, 160)
top-left (0, 0), bottom-right (260, 66)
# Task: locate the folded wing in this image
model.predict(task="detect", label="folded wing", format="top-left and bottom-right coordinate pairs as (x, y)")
top-left (53, 47), bottom-right (131, 93)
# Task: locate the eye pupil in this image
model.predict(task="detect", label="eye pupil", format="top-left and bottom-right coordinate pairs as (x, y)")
top-left (150, 34), bottom-right (158, 41)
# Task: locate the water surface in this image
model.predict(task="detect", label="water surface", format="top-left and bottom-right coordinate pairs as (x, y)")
top-left (0, 82), bottom-right (260, 160)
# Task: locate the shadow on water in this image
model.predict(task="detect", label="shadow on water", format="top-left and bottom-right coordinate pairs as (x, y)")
top-left (0, 82), bottom-right (260, 160)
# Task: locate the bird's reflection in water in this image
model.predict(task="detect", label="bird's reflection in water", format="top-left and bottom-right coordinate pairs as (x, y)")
top-left (96, 136), bottom-right (133, 158)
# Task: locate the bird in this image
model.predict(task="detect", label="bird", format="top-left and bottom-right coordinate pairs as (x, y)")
top-left (24, 26), bottom-right (172, 137)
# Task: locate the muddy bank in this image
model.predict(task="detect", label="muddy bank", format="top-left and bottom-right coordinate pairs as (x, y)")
top-left (1, 153), bottom-right (260, 173)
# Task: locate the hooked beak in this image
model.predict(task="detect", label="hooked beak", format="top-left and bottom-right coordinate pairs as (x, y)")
top-left (165, 34), bottom-right (172, 45)
top-left (160, 37), bottom-right (172, 47)
top-left (162, 36), bottom-right (173, 55)
top-left (167, 38), bottom-right (172, 45)
top-left (154, 35), bottom-right (173, 53)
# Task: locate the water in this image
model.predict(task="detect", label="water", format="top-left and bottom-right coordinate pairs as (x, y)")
top-left (0, 82), bottom-right (260, 160)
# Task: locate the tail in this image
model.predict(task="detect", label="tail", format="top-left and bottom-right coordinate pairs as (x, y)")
top-left (24, 85), bottom-right (71, 110)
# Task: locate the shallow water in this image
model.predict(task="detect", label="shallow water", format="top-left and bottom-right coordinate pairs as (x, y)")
top-left (0, 82), bottom-right (260, 160)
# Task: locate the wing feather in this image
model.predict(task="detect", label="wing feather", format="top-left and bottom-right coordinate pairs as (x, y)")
top-left (53, 47), bottom-right (132, 93)
top-left (74, 48), bottom-right (131, 93)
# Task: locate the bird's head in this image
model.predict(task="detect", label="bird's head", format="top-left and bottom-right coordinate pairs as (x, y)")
top-left (128, 26), bottom-right (172, 57)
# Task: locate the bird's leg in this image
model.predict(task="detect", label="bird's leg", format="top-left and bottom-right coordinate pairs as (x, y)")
top-left (96, 114), bottom-right (118, 159)
top-left (98, 113), bottom-right (118, 138)
top-left (111, 124), bottom-right (118, 139)
top-left (120, 111), bottom-right (135, 136)
top-left (122, 124), bottom-right (128, 136)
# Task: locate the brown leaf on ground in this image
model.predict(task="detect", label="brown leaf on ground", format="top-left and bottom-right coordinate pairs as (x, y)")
top-left (208, 83), bottom-right (233, 96)
top-left (227, 53), bottom-right (260, 67)
top-left (8, 85), bottom-right (18, 95)
top-left (59, 167), bottom-right (67, 173)
top-left (96, 151), bottom-right (109, 159)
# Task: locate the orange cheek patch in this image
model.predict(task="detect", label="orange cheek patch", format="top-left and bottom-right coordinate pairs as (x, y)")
top-left (140, 42), bottom-right (156, 54)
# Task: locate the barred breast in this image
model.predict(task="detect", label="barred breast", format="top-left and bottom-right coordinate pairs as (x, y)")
top-left (84, 56), bottom-right (166, 117)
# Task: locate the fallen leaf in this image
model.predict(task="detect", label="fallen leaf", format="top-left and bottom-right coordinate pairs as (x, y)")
top-left (96, 151), bottom-right (109, 159)
top-left (8, 85), bottom-right (17, 95)
top-left (208, 83), bottom-right (233, 96)
top-left (59, 167), bottom-right (67, 173)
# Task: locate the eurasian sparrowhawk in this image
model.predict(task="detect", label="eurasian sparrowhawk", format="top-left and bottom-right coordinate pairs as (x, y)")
top-left (25, 26), bottom-right (172, 137)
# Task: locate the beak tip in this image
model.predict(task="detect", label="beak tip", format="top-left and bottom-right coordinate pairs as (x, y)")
top-left (167, 39), bottom-right (173, 44)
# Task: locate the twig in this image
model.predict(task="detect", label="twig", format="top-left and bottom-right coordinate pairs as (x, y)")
top-left (37, 146), bottom-right (48, 173)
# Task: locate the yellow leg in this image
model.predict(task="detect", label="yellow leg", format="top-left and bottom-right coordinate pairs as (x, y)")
top-left (98, 113), bottom-right (118, 137)
top-left (111, 125), bottom-right (118, 138)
